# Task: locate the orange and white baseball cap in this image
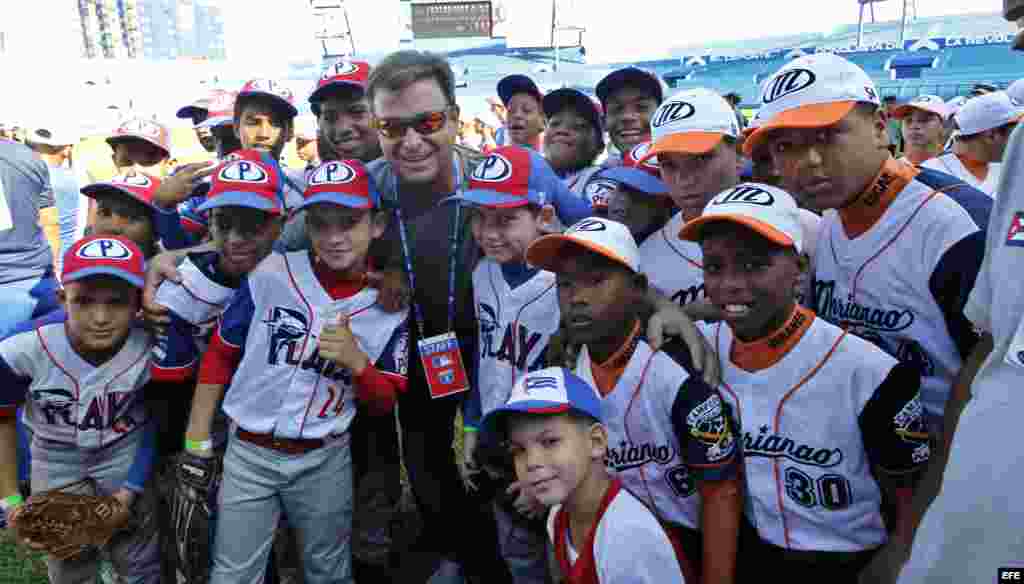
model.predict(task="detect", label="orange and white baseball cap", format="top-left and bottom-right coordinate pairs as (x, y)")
top-left (679, 183), bottom-right (803, 253)
top-left (954, 91), bottom-right (1024, 136)
top-left (743, 53), bottom-right (881, 157)
top-left (641, 88), bottom-right (740, 162)
top-left (892, 95), bottom-right (948, 121)
top-left (526, 217), bottom-right (639, 273)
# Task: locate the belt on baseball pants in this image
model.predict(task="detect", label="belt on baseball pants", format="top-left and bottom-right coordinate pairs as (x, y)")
top-left (235, 429), bottom-right (324, 455)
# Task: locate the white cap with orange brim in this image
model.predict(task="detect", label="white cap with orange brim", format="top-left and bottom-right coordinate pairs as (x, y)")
top-left (679, 183), bottom-right (803, 253)
top-left (526, 217), bottom-right (639, 273)
top-left (640, 88), bottom-right (740, 163)
top-left (892, 95), bottom-right (949, 121)
top-left (742, 53), bottom-right (881, 157)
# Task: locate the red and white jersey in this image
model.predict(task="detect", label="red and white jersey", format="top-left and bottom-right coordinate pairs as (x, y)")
top-left (0, 319), bottom-right (151, 449)
top-left (638, 212), bottom-right (705, 306)
top-left (547, 480), bottom-right (686, 584)
top-left (473, 258), bottom-right (559, 417)
top-left (574, 332), bottom-right (739, 530)
top-left (218, 251), bottom-right (408, 439)
top-left (811, 160), bottom-right (991, 421)
top-left (922, 153), bottom-right (1001, 198)
top-left (699, 309), bottom-right (930, 551)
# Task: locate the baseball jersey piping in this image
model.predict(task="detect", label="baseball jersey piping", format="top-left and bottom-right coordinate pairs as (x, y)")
top-left (659, 217), bottom-right (702, 269)
top-left (829, 185), bottom-right (958, 305)
top-left (623, 350), bottom-right (659, 513)
top-left (283, 253), bottom-right (319, 438)
top-left (714, 321), bottom-right (849, 549)
top-left (36, 326), bottom-right (82, 445)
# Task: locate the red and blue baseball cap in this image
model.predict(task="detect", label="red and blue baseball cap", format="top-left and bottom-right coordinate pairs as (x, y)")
top-left (299, 160), bottom-right (381, 210)
top-left (237, 78), bottom-right (298, 119)
top-left (595, 67), bottom-right (665, 108)
top-left (497, 74), bottom-right (543, 107)
top-left (597, 141), bottom-right (667, 195)
top-left (196, 90), bottom-right (239, 129)
top-left (443, 145), bottom-right (570, 208)
top-left (81, 172), bottom-right (162, 214)
top-left (62, 235), bottom-right (146, 289)
top-left (106, 118), bottom-right (171, 158)
top-left (543, 88), bottom-right (605, 148)
top-left (481, 367), bottom-right (603, 439)
top-left (196, 157), bottom-right (284, 215)
top-left (310, 60), bottom-right (371, 107)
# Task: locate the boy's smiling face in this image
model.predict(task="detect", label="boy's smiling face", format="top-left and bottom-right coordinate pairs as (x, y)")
top-left (306, 204), bottom-right (386, 276)
top-left (700, 222), bottom-right (801, 341)
top-left (210, 206), bottom-right (281, 277)
top-left (470, 205), bottom-right (549, 264)
top-left (555, 249), bottom-right (643, 350)
top-left (60, 277), bottom-right (140, 362)
top-left (507, 413), bottom-right (606, 507)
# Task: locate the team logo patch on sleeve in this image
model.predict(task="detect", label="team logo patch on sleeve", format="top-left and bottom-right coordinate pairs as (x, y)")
top-left (686, 395), bottom-right (736, 462)
top-left (1006, 212), bottom-right (1024, 247)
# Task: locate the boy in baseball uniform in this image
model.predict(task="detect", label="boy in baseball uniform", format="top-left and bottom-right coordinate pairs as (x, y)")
top-left (921, 90), bottom-right (1023, 198)
top-left (891, 96), bottom-right (948, 167)
top-left (636, 88), bottom-right (741, 313)
top-left (482, 367), bottom-right (687, 584)
top-left (0, 235), bottom-right (160, 584)
top-left (83, 172), bottom-right (165, 259)
top-left (600, 142), bottom-right (674, 244)
top-left (746, 52), bottom-right (992, 436)
top-left (680, 183), bottom-right (929, 582)
top-left (526, 217), bottom-right (742, 584)
top-left (184, 159), bottom-right (408, 584)
top-left (149, 154), bottom-right (285, 583)
top-left (451, 145), bottom-right (564, 583)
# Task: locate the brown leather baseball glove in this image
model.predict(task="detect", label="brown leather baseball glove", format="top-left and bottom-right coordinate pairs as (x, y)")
top-left (11, 486), bottom-right (131, 560)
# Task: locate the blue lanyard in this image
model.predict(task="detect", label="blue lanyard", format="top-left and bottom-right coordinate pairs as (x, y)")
top-left (394, 156), bottom-right (465, 337)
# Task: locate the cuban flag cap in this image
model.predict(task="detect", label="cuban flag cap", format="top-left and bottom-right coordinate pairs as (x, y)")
top-left (481, 367), bottom-right (603, 439)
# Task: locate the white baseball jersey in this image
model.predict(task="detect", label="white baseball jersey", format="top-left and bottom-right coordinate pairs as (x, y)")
top-left (638, 212), bottom-right (705, 306)
top-left (921, 153), bottom-right (1002, 198)
top-left (812, 160), bottom-right (991, 421)
top-left (548, 480), bottom-right (686, 584)
top-left (699, 309), bottom-right (929, 551)
top-left (574, 332), bottom-right (739, 530)
top-left (0, 318), bottom-right (151, 449)
top-left (473, 258), bottom-right (559, 418)
top-left (216, 251), bottom-right (409, 439)
top-left (152, 251), bottom-right (236, 382)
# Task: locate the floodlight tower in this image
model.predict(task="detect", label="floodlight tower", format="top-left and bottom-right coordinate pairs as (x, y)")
top-left (309, 0), bottom-right (356, 60)
top-left (551, 0), bottom-right (585, 73)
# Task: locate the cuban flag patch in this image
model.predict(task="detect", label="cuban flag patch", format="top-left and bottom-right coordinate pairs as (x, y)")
top-left (1007, 212), bottom-right (1024, 247)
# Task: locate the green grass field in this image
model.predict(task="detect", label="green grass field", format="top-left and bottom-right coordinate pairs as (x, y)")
top-left (0, 538), bottom-right (47, 584)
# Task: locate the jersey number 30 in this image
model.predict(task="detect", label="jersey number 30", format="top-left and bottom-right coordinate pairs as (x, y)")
top-left (784, 467), bottom-right (852, 510)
